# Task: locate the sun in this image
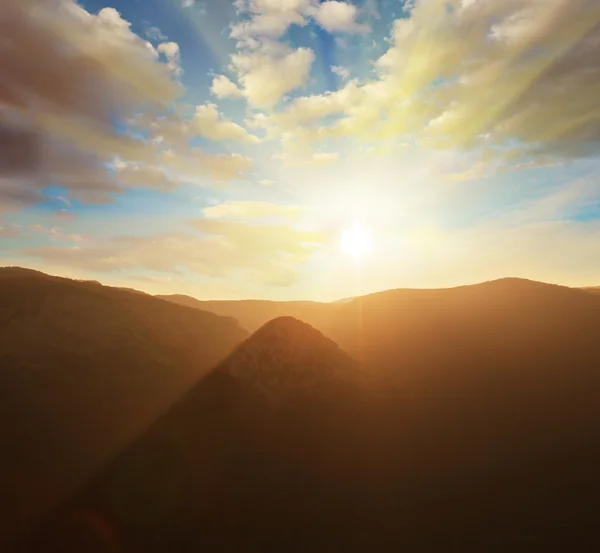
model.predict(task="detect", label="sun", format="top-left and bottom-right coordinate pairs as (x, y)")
top-left (340, 224), bottom-right (372, 260)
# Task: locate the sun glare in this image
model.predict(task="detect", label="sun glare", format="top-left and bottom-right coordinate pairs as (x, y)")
top-left (340, 225), bottom-right (372, 261)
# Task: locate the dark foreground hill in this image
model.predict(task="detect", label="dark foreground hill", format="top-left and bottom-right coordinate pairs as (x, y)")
top-left (20, 311), bottom-right (600, 553)
top-left (0, 267), bottom-right (247, 548)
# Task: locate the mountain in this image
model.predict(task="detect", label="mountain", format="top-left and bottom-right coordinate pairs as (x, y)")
top-left (582, 285), bottom-right (600, 294)
top-left (19, 308), bottom-right (600, 552)
top-left (217, 316), bottom-right (363, 401)
top-left (327, 277), bottom-right (600, 374)
top-left (0, 267), bottom-right (247, 549)
top-left (19, 316), bottom-right (377, 553)
top-left (167, 278), bottom-right (600, 381)
top-left (157, 294), bottom-right (334, 334)
top-left (158, 279), bottom-right (600, 457)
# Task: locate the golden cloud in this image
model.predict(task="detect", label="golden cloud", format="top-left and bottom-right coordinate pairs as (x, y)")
top-left (202, 200), bottom-right (306, 220)
top-left (261, 0), bottom-right (600, 165)
top-left (24, 218), bottom-right (325, 287)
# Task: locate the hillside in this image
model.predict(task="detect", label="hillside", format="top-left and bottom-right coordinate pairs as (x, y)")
top-left (158, 280), bottom-right (600, 447)
top-left (20, 316), bottom-right (373, 552)
top-left (157, 294), bottom-right (335, 334)
top-left (216, 316), bottom-right (365, 401)
top-left (0, 267), bottom-right (247, 548)
top-left (20, 311), bottom-right (600, 552)
top-left (328, 278), bottom-right (600, 375)
top-left (165, 278), bottom-right (600, 381)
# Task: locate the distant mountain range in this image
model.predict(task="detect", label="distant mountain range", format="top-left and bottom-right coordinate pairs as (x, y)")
top-left (157, 294), bottom-right (334, 335)
top-left (161, 278), bottom-right (600, 380)
top-left (5, 268), bottom-right (600, 551)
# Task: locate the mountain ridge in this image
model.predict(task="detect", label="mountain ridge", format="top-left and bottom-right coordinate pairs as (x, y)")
top-left (0, 267), bottom-right (248, 549)
top-left (17, 285), bottom-right (600, 552)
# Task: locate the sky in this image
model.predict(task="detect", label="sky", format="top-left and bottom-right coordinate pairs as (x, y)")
top-left (1, 0), bottom-right (599, 301)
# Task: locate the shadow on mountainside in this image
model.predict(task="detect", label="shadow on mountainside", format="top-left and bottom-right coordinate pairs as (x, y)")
top-left (0, 267), bottom-right (247, 549)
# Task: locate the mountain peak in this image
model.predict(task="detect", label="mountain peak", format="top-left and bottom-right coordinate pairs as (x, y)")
top-left (215, 316), bottom-right (358, 401)
top-left (253, 315), bottom-right (325, 337)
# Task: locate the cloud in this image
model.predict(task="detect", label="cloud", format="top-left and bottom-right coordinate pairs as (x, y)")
top-left (157, 42), bottom-right (183, 77)
top-left (145, 26), bottom-right (168, 41)
top-left (211, 75), bottom-right (244, 99)
top-left (230, 45), bottom-right (315, 108)
top-left (143, 104), bottom-right (260, 146)
top-left (331, 65), bottom-right (351, 81)
top-left (231, 8), bottom-right (307, 40)
top-left (114, 161), bottom-right (179, 191)
top-left (258, 0), bottom-right (600, 167)
top-left (202, 200), bottom-right (306, 220)
top-left (259, 179), bottom-right (275, 186)
top-left (265, 81), bottom-right (364, 129)
top-left (192, 104), bottom-right (261, 143)
top-left (0, 2), bottom-right (181, 132)
top-left (274, 147), bottom-right (340, 168)
top-left (225, 1), bottom-right (317, 108)
top-left (30, 224), bottom-right (87, 244)
top-left (0, 0), bottom-right (257, 214)
top-left (24, 220), bottom-right (324, 287)
top-left (487, 173), bottom-right (600, 228)
top-left (192, 218), bottom-right (324, 284)
top-left (159, 148), bottom-right (253, 183)
top-left (0, 0), bottom-right (188, 210)
top-left (311, 1), bottom-right (371, 34)
top-left (231, 0), bottom-right (315, 42)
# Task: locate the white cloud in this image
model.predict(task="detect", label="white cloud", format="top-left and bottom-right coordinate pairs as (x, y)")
top-left (192, 104), bottom-right (261, 144)
top-left (312, 1), bottom-right (370, 34)
top-left (158, 147), bottom-right (253, 183)
top-left (269, 81), bottom-right (364, 129)
top-left (25, 220), bottom-right (324, 287)
top-left (231, 46), bottom-right (315, 108)
top-left (143, 104), bottom-right (260, 147)
top-left (225, 0), bottom-right (318, 109)
top-left (257, 0), bottom-right (600, 168)
top-left (145, 26), bottom-right (167, 41)
top-left (202, 200), bottom-right (306, 220)
top-left (232, 0), bottom-right (316, 42)
top-left (157, 42), bottom-right (183, 77)
top-left (211, 75), bottom-right (244, 99)
top-left (231, 9), bottom-right (307, 40)
top-left (274, 149), bottom-right (340, 168)
top-left (114, 161), bottom-right (179, 191)
top-left (331, 65), bottom-right (350, 80)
